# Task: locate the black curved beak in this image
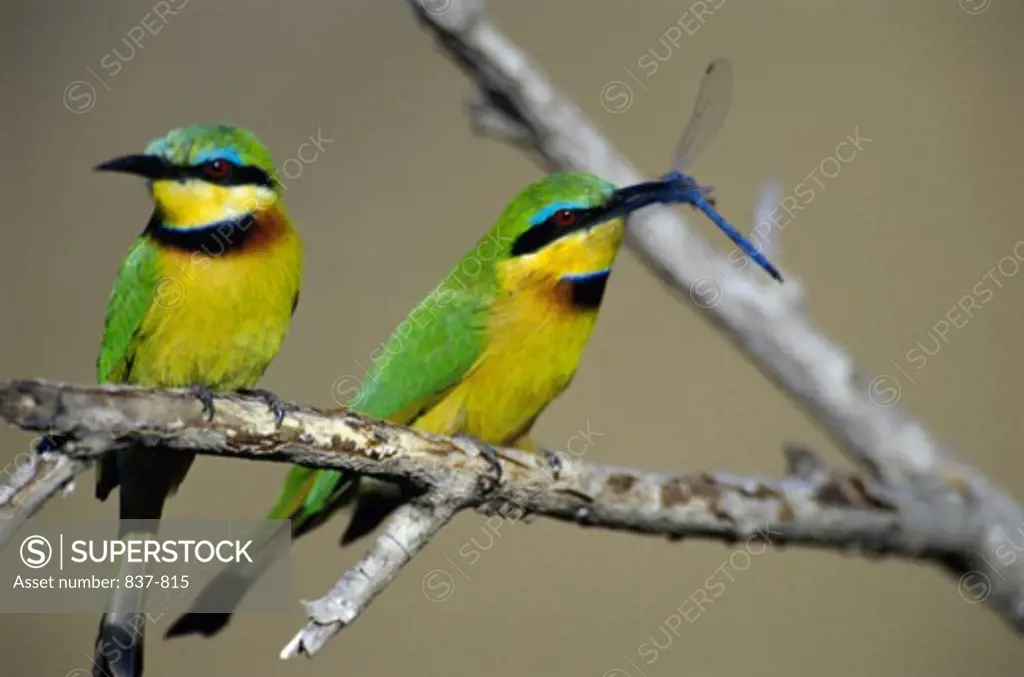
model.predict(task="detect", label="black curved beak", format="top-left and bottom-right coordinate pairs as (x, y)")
top-left (602, 180), bottom-right (676, 221)
top-left (95, 154), bottom-right (177, 180)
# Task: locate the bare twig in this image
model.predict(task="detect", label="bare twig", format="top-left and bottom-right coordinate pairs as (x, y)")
top-left (281, 493), bottom-right (464, 658)
top-left (0, 451), bottom-right (88, 546)
top-left (403, 0), bottom-right (1024, 631)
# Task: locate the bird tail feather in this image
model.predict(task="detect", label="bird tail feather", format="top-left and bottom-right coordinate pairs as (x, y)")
top-left (92, 523), bottom-right (157, 677)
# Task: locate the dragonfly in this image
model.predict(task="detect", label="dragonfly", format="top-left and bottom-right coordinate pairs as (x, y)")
top-left (661, 58), bottom-right (783, 283)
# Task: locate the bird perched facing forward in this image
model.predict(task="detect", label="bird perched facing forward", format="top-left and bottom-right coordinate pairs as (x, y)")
top-left (88, 124), bottom-right (304, 677)
top-left (167, 172), bottom-right (679, 639)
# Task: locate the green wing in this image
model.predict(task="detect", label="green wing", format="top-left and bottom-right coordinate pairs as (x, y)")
top-left (275, 284), bottom-right (490, 530)
top-left (96, 238), bottom-right (160, 385)
top-left (352, 286), bottom-right (490, 419)
top-left (95, 238), bottom-right (159, 501)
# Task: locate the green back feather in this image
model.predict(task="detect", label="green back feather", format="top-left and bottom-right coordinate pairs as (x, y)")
top-left (97, 238), bottom-right (161, 384)
top-left (296, 246), bottom-right (494, 517)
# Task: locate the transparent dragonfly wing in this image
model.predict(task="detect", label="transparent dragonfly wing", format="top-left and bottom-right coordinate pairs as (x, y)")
top-left (672, 57), bottom-right (734, 174)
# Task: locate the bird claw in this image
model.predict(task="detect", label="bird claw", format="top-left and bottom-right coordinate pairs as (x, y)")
top-left (236, 388), bottom-right (294, 427)
top-left (453, 435), bottom-right (503, 490)
top-left (477, 442), bottom-right (503, 489)
top-left (542, 449), bottom-right (562, 481)
top-left (190, 385), bottom-right (216, 421)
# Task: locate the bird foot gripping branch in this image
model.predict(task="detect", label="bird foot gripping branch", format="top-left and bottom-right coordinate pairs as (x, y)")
top-left (451, 434), bottom-right (505, 490)
top-left (189, 385), bottom-right (217, 422)
top-left (542, 448), bottom-right (563, 480)
top-left (235, 388), bottom-right (297, 428)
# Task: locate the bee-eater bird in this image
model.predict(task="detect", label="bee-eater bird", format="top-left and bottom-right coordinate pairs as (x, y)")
top-left (167, 172), bottom-right (679, 639)
top-left (87, 124), bottom-right (304, 677)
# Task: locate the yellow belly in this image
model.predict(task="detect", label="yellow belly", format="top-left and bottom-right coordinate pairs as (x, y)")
top-left (128, 236), bottom-right (302, 389)
top-left (412, 287), bottom-right (598, 446)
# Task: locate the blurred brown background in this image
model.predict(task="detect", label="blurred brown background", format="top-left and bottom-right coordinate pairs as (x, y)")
top-left (3, 0), bottom-right (1024, 675)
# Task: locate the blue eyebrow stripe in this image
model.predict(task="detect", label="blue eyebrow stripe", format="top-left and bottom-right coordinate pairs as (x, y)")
top-left (530, 200), bottom-right (591, 226)
top-left (192, 148), bottom-right (244, 166)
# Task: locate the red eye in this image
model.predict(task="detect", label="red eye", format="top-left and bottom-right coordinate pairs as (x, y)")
top-left (554, 209), bottom-right (576, 226)
top-left (203, 160), bottom-right (230, 178)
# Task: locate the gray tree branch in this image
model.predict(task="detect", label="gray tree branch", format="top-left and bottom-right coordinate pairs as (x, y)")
top-left (0, 378), bottom-right (1002, 659)
top-left (0, 380), bottom-right (911, 551)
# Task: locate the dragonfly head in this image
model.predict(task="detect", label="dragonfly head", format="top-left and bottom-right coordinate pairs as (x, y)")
top-left (657, 171), bottom-right (716, 208)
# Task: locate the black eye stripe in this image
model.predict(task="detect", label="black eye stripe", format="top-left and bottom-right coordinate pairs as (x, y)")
top-left (182, 162), bottom-right (274, 188)
top-left (509, 207), bottom-right (600, 257)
